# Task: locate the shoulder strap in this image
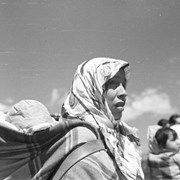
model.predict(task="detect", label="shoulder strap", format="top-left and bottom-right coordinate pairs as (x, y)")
top-left (51, 139), bottom-right (106, 180)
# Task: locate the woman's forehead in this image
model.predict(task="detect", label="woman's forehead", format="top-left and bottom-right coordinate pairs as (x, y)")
top-left (113, 68), bottom-right (125, 77)
top-left (109, 68), bottom-right (127, 81)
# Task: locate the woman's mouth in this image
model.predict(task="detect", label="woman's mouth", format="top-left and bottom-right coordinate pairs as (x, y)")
top-left (115, 101), bottom-right (125, 107)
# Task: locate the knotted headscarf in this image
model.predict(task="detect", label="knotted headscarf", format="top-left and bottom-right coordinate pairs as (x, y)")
top-left (62, 57), bottom-right (144, 180)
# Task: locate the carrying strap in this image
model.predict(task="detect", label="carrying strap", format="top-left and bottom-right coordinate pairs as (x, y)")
top-left (52, 139), bottom-right (106, 180)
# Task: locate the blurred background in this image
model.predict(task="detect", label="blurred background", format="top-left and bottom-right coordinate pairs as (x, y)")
top-left (0, 1), bottom-right (180, 178)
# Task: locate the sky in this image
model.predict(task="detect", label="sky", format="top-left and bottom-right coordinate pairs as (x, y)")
top-left (0, 0), bottom-right (180, 152)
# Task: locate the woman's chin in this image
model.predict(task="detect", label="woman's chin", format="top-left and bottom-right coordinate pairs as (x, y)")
top-left (114, 113), bottom-right (122, 120)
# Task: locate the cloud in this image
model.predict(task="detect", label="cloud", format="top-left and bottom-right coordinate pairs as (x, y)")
top-left (177, 80), bottom-right (180, 86)
top-left (0, 98), bottom-right (14, 113)
top-left (168, 56), bottom-right (180, 64)
top-left (0, 103), bottom-right (11, 112)
top-left (4, 98), bottom-right (14, 104)
top-left (49, 89), bottom-right (60, 107)
top-left (123, 88), bottom-right (177, 121)
top-left (47, 88), bottom-right (68, 112)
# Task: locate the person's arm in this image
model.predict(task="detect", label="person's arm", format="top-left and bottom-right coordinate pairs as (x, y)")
top-left (148, 153), bottom-right (169, 167)
top-left (173, 152), bottom-right (180, 167)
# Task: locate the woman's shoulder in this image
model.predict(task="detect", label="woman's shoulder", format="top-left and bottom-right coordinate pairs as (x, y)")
top-left (62, 150), bottom-right (119, 180)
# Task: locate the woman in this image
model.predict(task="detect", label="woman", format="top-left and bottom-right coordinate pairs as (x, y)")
top-left (61, 57), bottom-right (144, 180)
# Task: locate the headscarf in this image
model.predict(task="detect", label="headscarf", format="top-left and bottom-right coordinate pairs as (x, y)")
top-left (61, 57), bottom-right (144, 180)
top-left (147, 125), bottom-right (162, 154)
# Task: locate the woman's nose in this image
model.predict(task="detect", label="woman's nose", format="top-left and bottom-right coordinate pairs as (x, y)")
top-left (117, 84), bottom-right (127, 97)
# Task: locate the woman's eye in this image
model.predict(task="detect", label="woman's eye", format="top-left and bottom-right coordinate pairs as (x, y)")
top-left (109, 80), bottom-right (119, 87)
top-left (109, 80), bottom-right (116, 85)
top-left (106, 77), bottom-right (126, 90)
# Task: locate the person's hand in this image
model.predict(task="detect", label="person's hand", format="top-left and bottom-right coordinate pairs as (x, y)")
top-left (127, 134), bottom-right (140, 146)
top-left (160, 153), bottom-right (170, 160)
top-left (157, 154), bottom-right (170, 166)
top-left (149, 153), bottom-right (170, 167)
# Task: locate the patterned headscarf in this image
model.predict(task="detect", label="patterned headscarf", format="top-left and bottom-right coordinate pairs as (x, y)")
top-left (62, 57), bottom-right (144, 180)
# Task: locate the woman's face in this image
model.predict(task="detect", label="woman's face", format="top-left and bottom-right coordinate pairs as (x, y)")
top-left (104, 68), bottom-right (127, 120)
